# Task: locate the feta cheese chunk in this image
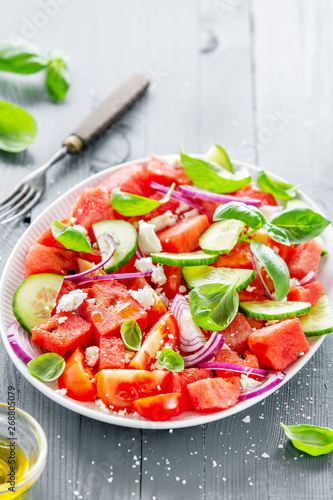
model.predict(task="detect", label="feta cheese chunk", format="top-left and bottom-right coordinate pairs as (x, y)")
top-left (85, 346), bottom-right (100, 367)
top-left (149, 210), bottom-right (178, 231)
top-left (151, 265), bottom-right (167, 286)
top-left (182, 208), bottom-right (199, 219)
top-left (175, 201), bottom-right (191, 214)
top-left (130, 285), bottom-right (155, 310)
top-left (56, 289), bottom-right (87, 313)
top-left (138, 220), bottom-right (162, 254)
top-left (240, 374), bottom-right (262, 391)
top-left (72, 224), bottom-right (88, 236)
top-left (290, 278), bottom-right (301, 287)
top-left (155, 288), bottom-right (169, 308)
top-left (135, 257), bottom-right (155, 273)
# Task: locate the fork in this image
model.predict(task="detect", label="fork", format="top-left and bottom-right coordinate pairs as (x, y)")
top-left (0, 73), bottom-right (149, 225)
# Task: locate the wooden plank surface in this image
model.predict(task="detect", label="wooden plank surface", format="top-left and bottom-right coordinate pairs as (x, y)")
top-left (0, 1), bottom-right (333, 499)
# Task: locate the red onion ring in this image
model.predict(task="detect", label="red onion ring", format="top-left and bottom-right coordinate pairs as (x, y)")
top-left (183, 331), bottom-right (225, 367)
top-left (6, 321), bottom-right (44, 364)
top-left (76, 271), bottom-right (152, 286)
top-left (178, 184), bottom-right (261, 207)
top-left (150, 181), bottom-right (203, 211)
top-left (251, 254), bottom-right (275, 300)
top-left (238, 371), bottom-right (286, 401)
top-left (65, 234), bottom-right (116, 281)
top-left (299, 271), bottom-right (316, 286)
top-left (169, 294), bottom-right (207, 353)
top-left (197, 362), bottom-right (268, 377)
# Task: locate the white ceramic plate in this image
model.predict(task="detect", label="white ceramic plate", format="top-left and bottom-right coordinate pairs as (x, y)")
top-left (0, 156), bottom-right (332, 430)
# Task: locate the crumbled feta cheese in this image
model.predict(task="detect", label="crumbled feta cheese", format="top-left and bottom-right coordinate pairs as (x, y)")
top-left (149, 210), bottom-right (178, 231)
top-left (175, 201), bottom-right (190, 214)
top-left (240, 374), bottom-right (262, 391)
top-left (71, 217), bottom-right (77, 223)
top-left (95, 399), bottom-right (109, 413)
top-left (130, 286), bottom-right (155, 310)
top-left (290, 278), bottom-right (300, 287)
top-left (57, 316), bottom-right (68, 325)
top-left (221, 343), bottom-right (231, 351)
top-left (72, 224), bottom-right (88, 236)
top-left (135, 257), bottom-right (155, 273)
top-left (85, 346), bottom-right (100, 367)
top-left (55, 388), bottom-right (67, 396)
top-left (182, 208), bottom-right (199, 219)
top-left (155, 288), bottom-right (169, 308)
top-left (179, 285), bottom-right (187, 293)
top-left (124, 350), bottom-right (135, 363)
top-left (87, 298), bottom-right (96, 305)
top-left (151, 265), bottom-right (167, 286)
top-left (245, 285), bottom-right (256, 293)
top-left (138, 220), bottom-right (162, 254)
top-left (56, 289), bottom-right (87, 313)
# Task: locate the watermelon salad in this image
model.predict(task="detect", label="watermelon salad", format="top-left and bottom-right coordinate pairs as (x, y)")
top-left (7, 146), bottom-right (333, 422)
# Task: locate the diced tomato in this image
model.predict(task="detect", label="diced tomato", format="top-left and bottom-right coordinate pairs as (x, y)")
top-left (146, 154), bottom-right (191, 186)
top-left (96, 369), bottom-right (170, 411)
top-left (98, 336), bottom-right (125, 370)
top-left (58, 347), bottom-right (97, 402)
top-left (214, 349), bottom-right (260, 378)
top-left (162, 266), bottom-right (182, 300)
top-left (186, 377), bottom-right (241, 412)
top-left (166, 368), bottom-right (213, 411)
top-left (287, 281), bottom-right (324, 309)
top-left (157, 215), bottom-right (210, 253)
top-left (222, 313), bottom-right (253, 353)
top-left (24, 242), bottom-right (77, 278)
top-left (128, 312), bottom-right (179, 370)
top-left (31, 312), bottom-right (93, 357)
top-left (214, 242), bottom-right (253, 269)
top-left (132, 393), bottom-right (184, 421)
top-left (98, 163), bottom-right (153, 197)
top-left (232, 184), bottom-right (277, 206)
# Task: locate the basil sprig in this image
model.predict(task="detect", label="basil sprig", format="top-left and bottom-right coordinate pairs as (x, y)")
top-left (250, 241), bottom-right (290, 301)
top-left (27, 353), bottom-right (65, 382)
top-left (52, 218), bottom-right (92, 252)
top-left (180, 152), bottom-right (251, 194)
top-left (120, 320), bottom-right (142, 351)
top-left (188, 282), bottom-right (239, 331)
top-left (257, 170), bottom-right (300, 200)
top-left (271, 208), bottom-right (331, 244)
top-left (0, 101), bottom-right (37, 152)
top-left (0, 40), bottom-right (70, 103)
top-left (111, 183), bottom-right (175, 216)
top-left (281, 423), bottom-right (333, 456)
top-left (158, 348), bottom-right (184, 372)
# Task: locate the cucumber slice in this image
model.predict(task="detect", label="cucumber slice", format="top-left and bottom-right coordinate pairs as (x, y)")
top-left (182, 265), bottom-right (255, 292)
top-left (199, 220), bottom-right (245, 255)
top-left (314, 235), bottom-right (327, 257)
top-left (150, 251), bottom-right (218, 266)
top-left (206, 145), bottom-right (234, 173)
top-left (284, 199), bottom-right (309, 210)
top-left (239, 300), bottom-right (311, 320)
top-left (93, 220), bottom-right (138, 273)
top-left (300, 294), bottom-right (333, 336)
top-left (12, 274), bottom-right (64, 335)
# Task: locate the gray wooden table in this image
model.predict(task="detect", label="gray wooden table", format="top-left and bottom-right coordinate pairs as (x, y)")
top-left (1, 1), bottom-right (333, 499)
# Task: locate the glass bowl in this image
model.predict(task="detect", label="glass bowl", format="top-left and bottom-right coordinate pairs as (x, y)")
top-left (0, 404), bottom-right (47, 499)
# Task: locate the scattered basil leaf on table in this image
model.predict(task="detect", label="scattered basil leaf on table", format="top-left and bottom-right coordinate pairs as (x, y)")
top-left (46, 56), bottom-right (70, 103)
top-left (111, 183), bottom-right (175, 216)
top-left (271, 208), bottom-right (331, 244)
top-left (0, 40), bottom-right (48, 74)
top-left (27, 353), bottom-right (65, 382)
top-left (188, 282), bottom-right (239, 331)
top-left (0, 101), bottom-right (37, 152)
top-left (206, 144), bottom-right (234, 173)
top-left (52, 219), bottom-right (92, 252)
top-left (250, 241), bottom-right (290, 301)
top-left (120, 320), bottom-right (142, 351)
top-left (158, 348), bottom-right (184, 372)
top-left (213, 202), bottom-right (266, 229)
top-left (257, 170), bottom-right (300, 200)
top-left (280, 423), bottom-right (333, 456)
top-left (180, 152), bottom-right (251, 194)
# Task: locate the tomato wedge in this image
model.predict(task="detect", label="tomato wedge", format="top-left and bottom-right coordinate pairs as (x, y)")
top-left (58, 347), bottom-right (97, 402)
top-left (132, 393), bottom-right (184, 421)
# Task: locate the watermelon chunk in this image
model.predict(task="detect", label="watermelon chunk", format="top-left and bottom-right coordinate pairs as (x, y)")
top-left (248, 318), bottom-right (309, 371)
top-left (125, 277), bottom-right (167, 328)
top-left (98, 163), bottom-right (153, 197)
top-left (186, 377), bottom-right (241, 412)
top-left (166, 368), bottom-right (213, 411)
top-left (238, 277), bottom-right (267, 302)
top-left (146, 154), bottom-right (191, 186)
top-left (157, 215), bottom-right (210, 253)
top-left (288, 240), bottom-right (322, 281)
top-left (214, 349), bottom-right (260, 378)
top-left (36, 226), bottom-right (66, 249)
top-left (232, 184), bottom-right (277, 206)
top-left (287, 281), bottom-right (324, 308)
top-left (141, 194), bottom-right (180, 222)
top-left (98, 336), bottom-right (125, 370)
top-left (24, 242), bottom-right (77, 278)
top-left (31, 312), bottom-right (93, 357)
top-left (221, 313), bottom-right (254, 353)
top-left (214, 242), bottom-right (253, 269)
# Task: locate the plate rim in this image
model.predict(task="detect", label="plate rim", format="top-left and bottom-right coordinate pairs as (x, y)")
top-left (0, 155), bottom-right (329, 430)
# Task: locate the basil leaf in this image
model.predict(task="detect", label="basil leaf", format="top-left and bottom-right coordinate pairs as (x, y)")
top-left (281, 423), bottom-right (333, 456)
top-left (213, 202), bottom-right (266, 229)
top-left (206, 144), bottom-right (234, 173)
top-left (188, 282), bottom-right (239, 331)
top-left (257, 170), bottom-right (298, 200)
top-left (262, 223), bottom-right (290, 246)
top-left (111, 184), bottom-right (175, 216)
top-left (158, 348), bottom-right (184, 372)
top-left (271, 208), bottom-right (331, 244)
top-left (0, 40), bottom-right (47, 74)
top-left (250, 241), bottom-right (290, 301)
top-left (120, 319), bottom-right (142, 351)
top-left (52, 219), bottom-right (92, 252)
top-left (46, 56), bottom-right (70, 103)
top-left (0, 101), bottom-right (37, 152)
top-left (27, 353), bottom-right (65, 382)
top-left (180, 152), bottom-right (251, 194)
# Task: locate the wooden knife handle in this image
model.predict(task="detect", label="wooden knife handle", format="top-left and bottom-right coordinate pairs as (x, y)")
top-left (63, 73), bottom-right (149, 154)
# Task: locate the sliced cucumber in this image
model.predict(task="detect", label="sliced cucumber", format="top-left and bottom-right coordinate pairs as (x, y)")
top-left (150, 251), bottom-right (218, 266)
top-left (314, 235), bottom-right (327, 257)
top-left (206, 144), bottom-right (234, 173)
top-left (284, 199), bottom-right (309, 210)
top-left (12, 274), bottom-right (64, 335)
top-left (199, 220), bottom-right (245, 255)
top-left (239, 300), bottom-right (311, 320)
top-left (93, 220), bottom-right (138, 273)
top-left (182, 265), bottom-right (255, 292)
top-left (300, 294), bottom-right (333, 337)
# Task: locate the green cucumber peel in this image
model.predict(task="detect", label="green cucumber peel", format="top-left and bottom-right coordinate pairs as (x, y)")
top-left (206, 144), bottom-right (234, 173)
